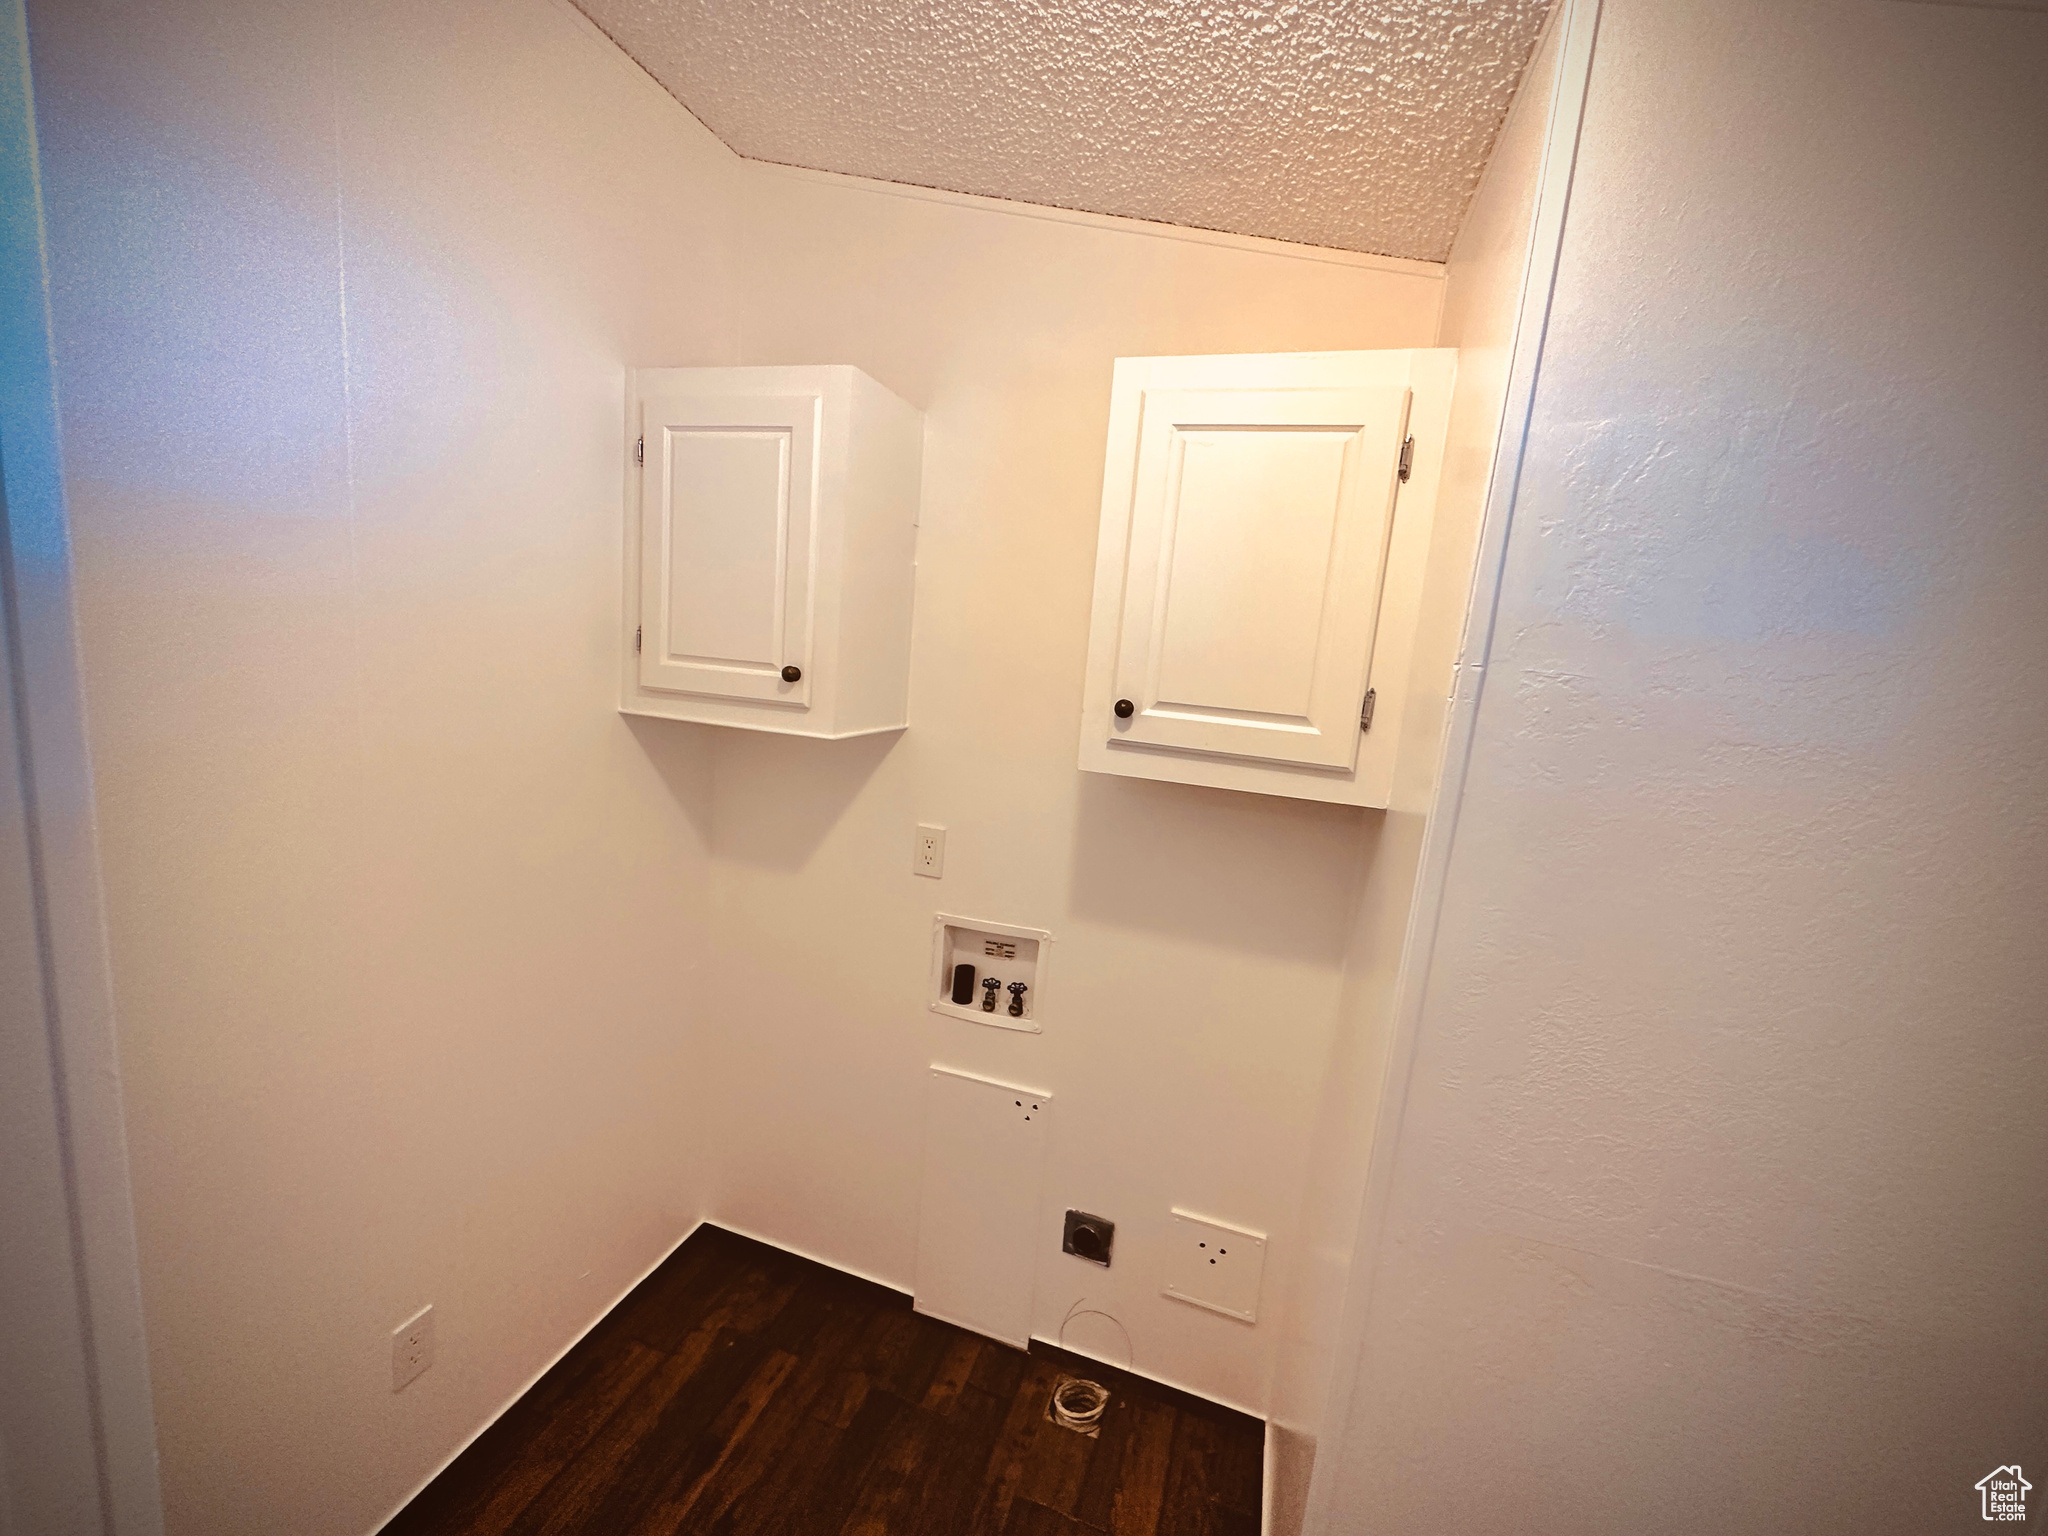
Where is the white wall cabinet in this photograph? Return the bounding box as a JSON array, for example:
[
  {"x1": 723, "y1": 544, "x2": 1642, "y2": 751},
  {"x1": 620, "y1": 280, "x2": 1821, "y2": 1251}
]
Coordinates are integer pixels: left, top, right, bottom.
[
  {"x1": 622, "y1": 365, "x2": 923, "y2": 736},
  {"x1": 1078, "y1": 349, "x2": 1456, "y2": 807}
]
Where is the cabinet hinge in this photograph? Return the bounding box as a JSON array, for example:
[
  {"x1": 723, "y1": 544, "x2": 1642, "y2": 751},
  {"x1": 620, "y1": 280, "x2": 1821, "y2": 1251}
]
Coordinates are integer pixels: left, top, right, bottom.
[
  {"x1": 1397, "y1": 436, "x2": 1414, "y2": 483},
  {"x1": 635, "y1": 624, "x2": 642, "y2": 654},
  {"x1": 635, "y1": 435, "x2": 644, "y2": 466},
  {"x1": 1360, "y1": 687, "x2": 1376, "y2": 731}
]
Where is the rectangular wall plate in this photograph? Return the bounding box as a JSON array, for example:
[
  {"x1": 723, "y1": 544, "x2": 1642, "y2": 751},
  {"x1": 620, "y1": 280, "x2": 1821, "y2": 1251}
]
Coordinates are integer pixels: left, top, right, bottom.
[
  {"x1": 930, "y1": 914, "x2": 1051, "y2": 1032},
  {"x1": 391, "y1": 1303, "x2": 435, "y2": 1391},
  {"x1": 913, "y1": 1066, "x2": 1052, "y2": 1347},
  {"x1": 1163, "y1": 1209, "x2": 1267, "y2": 1323}
]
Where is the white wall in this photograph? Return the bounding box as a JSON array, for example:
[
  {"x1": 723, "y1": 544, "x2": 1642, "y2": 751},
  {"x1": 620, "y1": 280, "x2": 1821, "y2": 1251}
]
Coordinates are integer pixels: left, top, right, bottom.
[
  {"x1": 1265, "y1": 11, "x2": 1570, "y2": 1530},
  {"x1": 1319, "y1": 0, "x2": 2048, "y2": 1529},
  {"x1": 27, "y1": 0, "x2": 1526, "y2": 1526},
  {"x1": 690, "y1": 167, "x2": 1444, "y2": 1413},
  {"x1": 30, "y1": 2, "x2": 742, "y2": 1531},
  {"x1": 35, "y1": 0, "x2": 2044, "y2": 1528}
]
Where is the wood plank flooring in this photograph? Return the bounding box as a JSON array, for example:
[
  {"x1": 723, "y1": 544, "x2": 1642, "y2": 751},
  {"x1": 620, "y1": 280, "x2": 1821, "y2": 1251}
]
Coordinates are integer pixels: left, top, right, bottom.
[{"x1": 382, "y1": 1225, "x2": 1262, "y2": 1536}]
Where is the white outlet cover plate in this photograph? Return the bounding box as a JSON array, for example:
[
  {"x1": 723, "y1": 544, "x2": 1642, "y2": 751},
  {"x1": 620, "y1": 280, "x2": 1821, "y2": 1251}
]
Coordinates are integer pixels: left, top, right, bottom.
[
  {"x1": 915, "y1": 824, "x2": 946, "y2": 878},
  {"x1": 1164, "y1": 1209, "x2": 1267, "y2": 1322},
  {"x1": 392, "y1": 1303, "x2": 435, "y2": 1391}
]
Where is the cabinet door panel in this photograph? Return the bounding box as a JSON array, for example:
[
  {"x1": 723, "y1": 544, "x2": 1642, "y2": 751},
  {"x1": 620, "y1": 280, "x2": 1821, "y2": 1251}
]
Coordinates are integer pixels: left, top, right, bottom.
[
  {"x1": 1110, "y1": 386, "x2": 1409, "y2": 769},
  {"x1": 639, "y1": 390, "x2": 817, "y2": 706},
  {"x1": 662, "y1": 427, "x2": 787, "y2": 666}
]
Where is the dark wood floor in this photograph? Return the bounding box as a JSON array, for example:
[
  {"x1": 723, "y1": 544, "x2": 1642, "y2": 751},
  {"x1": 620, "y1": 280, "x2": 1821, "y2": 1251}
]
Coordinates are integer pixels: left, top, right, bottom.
[{"x1": 383, "y1": 1224, "x2": 1263, "y2": 1536}]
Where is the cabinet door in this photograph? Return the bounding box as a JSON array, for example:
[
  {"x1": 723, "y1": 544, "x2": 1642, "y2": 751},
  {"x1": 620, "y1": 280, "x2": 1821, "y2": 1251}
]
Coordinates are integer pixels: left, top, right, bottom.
[
  {"x1": 1106, "y1": 386, "x2": 1410, "y2": 769},
  {"x1": 639, "y1": 388, "x2": 818, "y2": 707}
]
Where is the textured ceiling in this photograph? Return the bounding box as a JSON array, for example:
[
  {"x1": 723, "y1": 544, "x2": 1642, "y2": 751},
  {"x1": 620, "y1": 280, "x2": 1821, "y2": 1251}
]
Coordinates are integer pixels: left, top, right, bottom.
[{"x1": 571, "y1": 0, "x2": 1555, "y2": 263}]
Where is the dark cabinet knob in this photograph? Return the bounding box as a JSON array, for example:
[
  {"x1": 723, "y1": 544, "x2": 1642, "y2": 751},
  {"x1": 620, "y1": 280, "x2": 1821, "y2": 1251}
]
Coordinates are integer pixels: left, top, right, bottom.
[
  {"x1": 1113, "y1": 698, "x2": 1134, "y2": 719},
  {"x1": 781, "y1": 665, "x2": 802, "y2": 683}
]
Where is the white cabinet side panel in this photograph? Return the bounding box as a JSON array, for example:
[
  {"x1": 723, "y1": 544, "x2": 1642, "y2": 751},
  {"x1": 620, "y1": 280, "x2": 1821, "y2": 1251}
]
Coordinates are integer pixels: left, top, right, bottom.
[
  {"x1": 827, "y1": 372, "x2": 922, "y2": 734},
  {"x1": 913, "y1": 1066, "x2": 1051, "y2": 1348}
]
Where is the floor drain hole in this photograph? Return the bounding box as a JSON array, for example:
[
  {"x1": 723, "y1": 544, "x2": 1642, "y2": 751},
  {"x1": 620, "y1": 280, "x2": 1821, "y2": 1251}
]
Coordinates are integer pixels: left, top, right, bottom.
[{"x1": 1048, "y1": 1376, "x2": 1110, "y2": 1437}]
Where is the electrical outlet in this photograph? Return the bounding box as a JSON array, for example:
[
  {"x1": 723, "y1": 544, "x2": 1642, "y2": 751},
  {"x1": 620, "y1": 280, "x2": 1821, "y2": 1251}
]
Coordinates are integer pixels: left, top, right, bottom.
[
  {"x1": 914, "y1": 824, "x2": 946, "y2": 878},
  {"x1": 391, "y1": 1304, "x2": 434, "y2": 1392},
  {"x1": 1163, "y1": 1210, "x2": 1266, "y2": 1322},
  {"x1": 1063, "y1": 1209, "x2": 1115, "y2": 1266}
]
